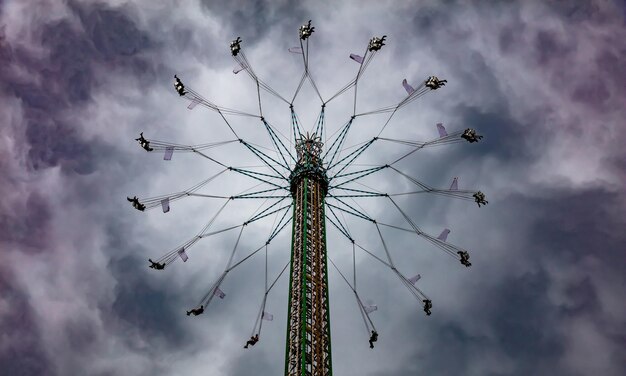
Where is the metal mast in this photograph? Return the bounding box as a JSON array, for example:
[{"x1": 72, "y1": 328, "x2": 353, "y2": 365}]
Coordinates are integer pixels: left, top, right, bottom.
[{"x1": 285, "y1": 132, "x2": 332, "y2": 376}]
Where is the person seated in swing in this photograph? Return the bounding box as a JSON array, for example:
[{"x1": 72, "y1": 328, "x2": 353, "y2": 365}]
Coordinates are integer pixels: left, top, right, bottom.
[
  {"x1": 148, "y1": 258, "x2": 165, "y2": 270},
  {"x1": 174, "y1": 74, "x2": 187, "y2": 96},
  {"x1": 457, "y1": 250, "x2": 472, "y2": 267},
  {"x1": 461, "y1": 128, "x2": 483, "y2": 143},
  {"x1": 135, "y1": 132, "x2": 153, "y2": 152},
  {"x1": 423, "y1": 299, "x2": 432, "y2": 316},
  {"x1": 186, "y1": 305, "x2": 204, "y2": 316},
  {"x1": 126, "y1": 196, "x2": 146, "y2": 211},
  {"x1": 230, "y1": 37, "x2": 242, "y2": 56},
  {"x1": 368, "y1": 330, "x2": 378, "y2": 349},
  {"x1": 299, "y1": 20, "x2": 314, "y2": 40},
  {"x1": 425, "y1": 76, "x2": 447, "y2": 90},
  {"x1": 473, "y1": 191, "x2": 488, "y2": 207},
  {"x1": 368, "y1": 35, "x2": 387, "y2": 51},
  {"x1": 244, "y1": 334, "x2": 259, "y2": 348}
]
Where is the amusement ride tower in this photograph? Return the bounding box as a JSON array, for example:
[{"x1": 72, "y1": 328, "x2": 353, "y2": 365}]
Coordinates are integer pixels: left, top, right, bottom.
[
  {"x1": 286, "y1": 133, "x2": 332, "y2": 376},
  {"x1": 129, "y1": 20, "x2": 487, "y2": 376}
]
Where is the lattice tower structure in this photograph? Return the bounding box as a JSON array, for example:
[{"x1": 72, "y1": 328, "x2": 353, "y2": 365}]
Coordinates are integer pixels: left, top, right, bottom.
[{"x1": 285, "y1": 133, "x2": 332, "y2": 376}]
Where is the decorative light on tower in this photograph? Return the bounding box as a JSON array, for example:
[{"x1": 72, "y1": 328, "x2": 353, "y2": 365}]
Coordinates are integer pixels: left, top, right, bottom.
[{"x1": 129, "y1": 19, "x2": 486, "y2": 376}]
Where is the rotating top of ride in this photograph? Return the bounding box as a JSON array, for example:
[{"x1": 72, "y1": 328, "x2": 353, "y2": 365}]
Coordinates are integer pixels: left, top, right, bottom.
[{"x1": 289, "y1": 132, "x2": 329, "y2": 196}]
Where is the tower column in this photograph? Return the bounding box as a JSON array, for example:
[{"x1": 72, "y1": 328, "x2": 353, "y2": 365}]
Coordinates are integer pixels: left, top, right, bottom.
[{"x1": 285, "y1": 134, "x2": 332, "y2": 376}]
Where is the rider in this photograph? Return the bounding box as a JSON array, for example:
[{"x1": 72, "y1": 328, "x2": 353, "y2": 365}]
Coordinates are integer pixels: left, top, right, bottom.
[
  {"x1": 458, "y1": 251, "x2": 472, "y2": 267},
  {"x1": 473, "y1": 191, "x2": 488, "y2": 207},
  {"x1": 135, "y1": 132, "x2": 153, "y2": 152},
  {"x1": 299, "y1": 20, "x2": 315, "y2": 40},
  {"x1": 425, "y1": 76, "x2": 448, "y2": 90},
  {"x1": 368, "y1": 35, "x2": 387, "y2": 51},
  {"x1": 368, "y1": 330, "x2": 378, "y2": 349},
  {"x1": 423, "y1": 299, "x2": 432, "y2": 316},
  {"x1": 148, "y1": 258, "x2": 165, "y2": 270},
  {"x1": 126, "y1": 196, "x2": 146, "y2": 211},
  {"x1": 244, "y1": 334, "x2": 259, "y2": 348},
  {"x1": 174, "y1": 75, "x2": 187, "y2": 96},
  {"x1": 461, "y1": 128, "x2": 483, "y2": 143},
  {"x1": 230, "y1": 37, "x2": 242, "y2": 56},
  {"x1": 186, "y1": 305, "x2": 205, "y2": 316}
]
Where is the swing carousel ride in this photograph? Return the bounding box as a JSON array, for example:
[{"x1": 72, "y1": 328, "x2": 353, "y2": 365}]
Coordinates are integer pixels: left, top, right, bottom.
[{"x1": 128, "y1": 20, "x2": 486, "y2": 376}]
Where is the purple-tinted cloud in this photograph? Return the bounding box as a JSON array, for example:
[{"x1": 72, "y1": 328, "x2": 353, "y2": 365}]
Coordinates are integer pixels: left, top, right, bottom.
[
  {"x1": 0, "y1": 267, "x2": 53, "y2": 376},
  {"x1": 0, "y1": 0, "x2": 624, "y2": 375}
]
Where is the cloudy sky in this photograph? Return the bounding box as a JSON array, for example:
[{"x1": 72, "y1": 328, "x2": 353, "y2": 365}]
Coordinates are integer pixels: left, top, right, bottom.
[{"x1": 1, "y1": 0, "x2": 625, "y2": 375}]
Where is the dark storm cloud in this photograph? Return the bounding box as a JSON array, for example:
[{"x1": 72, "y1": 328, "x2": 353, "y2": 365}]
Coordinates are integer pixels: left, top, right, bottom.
[
  {"x1": 545, "y1": 0, "x2": 604, "y2": 22},
  {"x1": 0, "y1": 192, "x2": 51, "y2": 251},
  {"x1": 63, "y1": 316, "x2": 98, "y2": 354},
  {"x1": 108, "y1": 254, "x2": 188, "y2": 346},
  {"x1": 378, "y1": 186, "x2": 626, "y2": 376},
  {"x1": 1, "y1": 0, "x2": 625, "y2": 375},
  {"x1": 498, "y1": 21, "x2": 527, "y2": 55},
  {"x1": 355, "y1": 1, "x2": 625, "y2": 375},
  {"x1": 571, "y1": 45, "x2": 626, "y2": 110},
  {"x1": 405, "y1": 271, "x2": 565, "y2": 376},
  {"x1": 527, "y1": 188, "x2": 626, "y2": 268},
  {"x1": 0, "y1": 0, "x2": 155, "y2": 230},
  {"x1": 391, "y1": 102, "x2": 534, "y2": 222},
  {"x1": 40, "y1": 20, "x2": 96, "y2": 104},
  {"x1": 230, "y1": 348, "x2": 275, "y2": 376},
  {"x1": 0, "y1": 267, "x2": 54, "y2": 376},
  {"x1": 200, "y1": 0, "x2": 308, "y2": 44},
  {"x1": 24, "y1": 113, "x2": 98, "y2": 173},
  {"x1": 394, "y1": 0, "x2": 624, "y2": 186},
  {"x1": 449, "y1": 105, "x2": 531, "y2": 162},
  {"x1": 411, "y1": 3, "x2": 455, "y2": 35},
  {"x1": 0, "y1": 1, "x2": 175, "y2": 374},
  {"x1": 494, "y1": 188, "x2": 626, "y2": 374},
  {"x1": 72, "y1": 3, "x2": 152, "y2": 60},
  {"x1": 485, "y1": 272, "x2": 564, "y2": 372},
  {"x1": 0, "y1": 1, "x2": 154, "y2": 174},
  {"x1": 533, "y1": 29, "x2": 573, "y2": 66}
]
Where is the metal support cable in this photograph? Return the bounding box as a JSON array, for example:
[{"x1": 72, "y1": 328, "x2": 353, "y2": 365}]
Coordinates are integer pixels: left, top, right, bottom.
[
  {"x1": 240, "y1": 141, "x2": 289, "y2": 180},
  {"x1": 290, "y1": 108, "x2": 304, "y2": 142},
  {"x1": 225, "y1": 226, "x2": 245, "y2": 269},
  {"x1": 267, "y1": 214, "x2": 292, "y2": 243},
  {"x1": 326, "y1": 205, "x2": 353, "y2": 240},
  {"x1": 262, "y1": 119, "x2": 297, "y2": 165},
  {"x1": 325, "y1": 213, "x2": 353, "y2": 241},
  {"x1": 329, "y1": 186, "x2": 386, "y2": 197},
  {"x1": 387, "y1": 197, "x2": 462, "y2": 259},
  {"x1": 291, "y1": 72, "x2": 307, "y2": 104},
  {"x1": 325, "y1": 201, "x2": 375, "y2": 224},
  {"x1": 254, "y1": 258, "x2": 290, "y2": 336},
  {"x1": 231, "y1": 187, "x2": 286, "y2": 199},
  {"x1": 330, "y1": 165, "x2": 388, "y2": 188},
  {"x1": 234, "y1": 52, "x2": 290, "y2": 104},
  {"x1": 227, "y1": 211, "x2": 291, "y2": 274},
  {"x1": 327, "y1": 137, "x2": 378, "y2": 174},
  {"x1": 331, "y1": 165, "x2": 385, "y2": 180},
  {"x1": 323, "y1": 119, "x2": 354, "y2": 168},
  {"x1": 388, "y1": 166, "x2": 476, "y2": 200},
  {"x1": 245, "y1": 196, "x2": 290, "y2": 225},
  {"x1": 229, "y1": 168, "x2": 289, "y2": 190},
  {"x1": 325, "y1": 44, "x2": 372, "y2": 105},
  {"x1": 375, "y1": 222, "x2": 395, "y2": 268},
  {"x1": 246, "y1": 204, "x2": 292, "y2": 226},
  {"x1": 134, "y1": 169, "x2": 229, "y2": 210},
  {"x1": 327, "y1": 256, "x2": 376, "y2": 333},
  {"x1": 353, "y1": 242, "x2": 392, "y2": 269},
  {"x1": 329, "y1": 195, "x2": 376, "y2": 222},
  {"x1": 268, "y1": 205, "x2": 293, "y2": 241}
]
